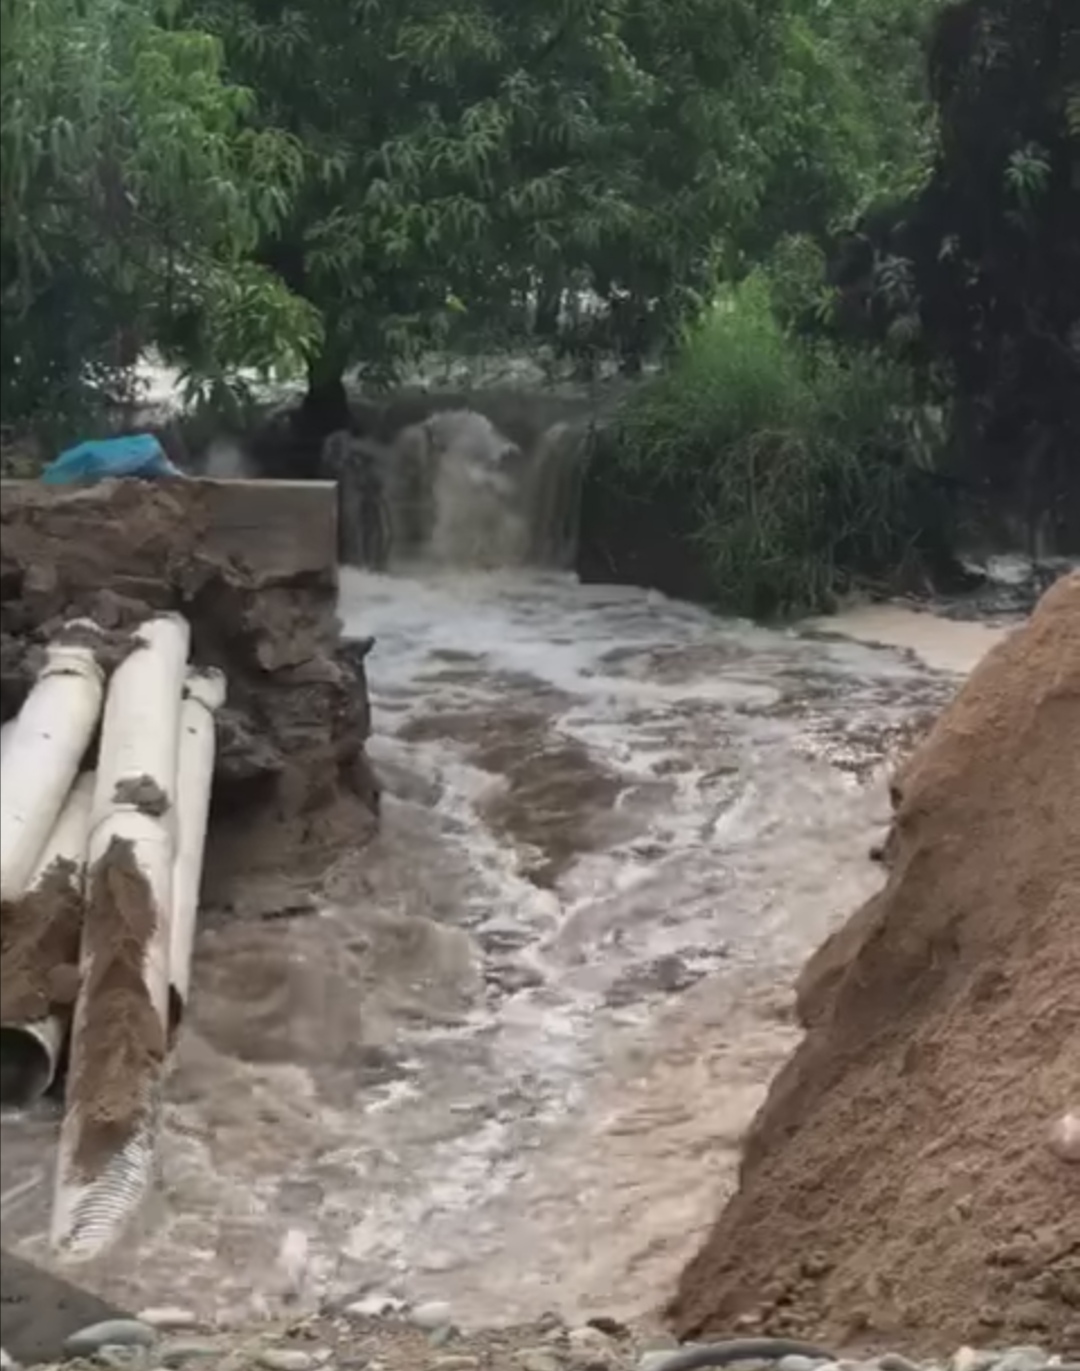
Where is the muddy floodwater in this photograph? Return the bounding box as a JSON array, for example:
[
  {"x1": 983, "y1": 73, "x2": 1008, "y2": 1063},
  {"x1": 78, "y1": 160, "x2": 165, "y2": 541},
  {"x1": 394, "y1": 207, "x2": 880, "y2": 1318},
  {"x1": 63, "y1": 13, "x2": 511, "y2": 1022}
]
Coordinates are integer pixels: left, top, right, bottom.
[{"x1": 0, "y1": 569, "x2": 1007, "y2": 1326}]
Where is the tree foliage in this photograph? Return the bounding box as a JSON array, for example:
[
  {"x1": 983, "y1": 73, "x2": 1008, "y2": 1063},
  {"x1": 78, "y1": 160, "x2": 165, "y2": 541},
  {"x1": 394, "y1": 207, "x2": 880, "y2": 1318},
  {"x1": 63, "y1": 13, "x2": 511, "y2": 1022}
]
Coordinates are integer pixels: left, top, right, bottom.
[
  {"x1": 829, "y1": 0, "x2": 1080, "y2": 544},
  {"x1": 2, "y1": 0, "x2": 953, "y2": 434},
  {"x1": 741, "y1": 0, "x2": 940, "y2": 262},
  {"x1": 0, "y1": 0, "x2": 320, "y2": 432},
  {"x1": 187, "y1": 0, "x2": 799, "y2": 391}
]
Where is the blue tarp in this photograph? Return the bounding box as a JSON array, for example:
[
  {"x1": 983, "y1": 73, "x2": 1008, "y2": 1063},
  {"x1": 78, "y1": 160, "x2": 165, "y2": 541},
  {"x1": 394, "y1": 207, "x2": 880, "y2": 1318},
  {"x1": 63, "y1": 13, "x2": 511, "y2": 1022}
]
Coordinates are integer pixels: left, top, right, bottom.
[{"x1": 40, "y1": 433, "x2": 183, "y2": 485}]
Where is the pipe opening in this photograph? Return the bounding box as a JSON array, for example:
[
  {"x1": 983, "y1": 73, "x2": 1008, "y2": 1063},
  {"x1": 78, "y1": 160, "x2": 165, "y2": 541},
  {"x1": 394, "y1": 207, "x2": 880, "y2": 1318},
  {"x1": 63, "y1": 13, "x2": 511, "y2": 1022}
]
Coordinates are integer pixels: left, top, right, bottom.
[
  {"x1": 167, "y1": 984, "x2": 185, "y2": 1044},
  {"x1": 0, "y1": 1024, "x2": 56, "y2": 1110}
]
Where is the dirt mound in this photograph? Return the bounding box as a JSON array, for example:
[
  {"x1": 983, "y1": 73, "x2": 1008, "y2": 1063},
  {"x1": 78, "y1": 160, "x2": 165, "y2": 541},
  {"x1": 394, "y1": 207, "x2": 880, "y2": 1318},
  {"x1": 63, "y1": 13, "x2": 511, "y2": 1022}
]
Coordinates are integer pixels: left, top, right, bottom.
[
  {"x1": 669, "y1": 573, "x2": 1080, "y2": 1356},
  {"x1": 0, "y1": 479, "x2": 378, "y2": 915}
]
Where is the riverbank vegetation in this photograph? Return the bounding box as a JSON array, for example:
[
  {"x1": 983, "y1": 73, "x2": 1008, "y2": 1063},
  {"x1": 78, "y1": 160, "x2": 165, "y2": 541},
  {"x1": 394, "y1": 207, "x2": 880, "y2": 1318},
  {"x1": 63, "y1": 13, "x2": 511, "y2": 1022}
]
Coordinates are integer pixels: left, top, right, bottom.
[
  {"x1": 587, "y1": 273, "x2": 947, "y2": 617},
  {"x1": 2, "y1": 0, "x2": 1075, "y2": 613}
]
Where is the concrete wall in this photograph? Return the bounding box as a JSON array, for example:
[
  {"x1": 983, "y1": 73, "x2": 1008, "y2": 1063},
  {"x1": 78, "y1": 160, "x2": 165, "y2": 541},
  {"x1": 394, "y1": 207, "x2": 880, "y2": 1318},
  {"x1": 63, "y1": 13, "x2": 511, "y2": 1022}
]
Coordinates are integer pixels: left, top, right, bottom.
[{"x1": 0, "y1": 478, "x2": 338, "y2": 585}]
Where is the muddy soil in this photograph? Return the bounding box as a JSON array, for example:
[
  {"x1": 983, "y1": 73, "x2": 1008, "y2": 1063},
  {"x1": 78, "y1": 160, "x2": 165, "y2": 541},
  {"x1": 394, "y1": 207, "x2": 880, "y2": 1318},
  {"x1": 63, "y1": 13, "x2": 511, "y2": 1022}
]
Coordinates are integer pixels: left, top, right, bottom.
[{"x1": 669, "y1": 574, "x2": 1080, "y2": 1354}]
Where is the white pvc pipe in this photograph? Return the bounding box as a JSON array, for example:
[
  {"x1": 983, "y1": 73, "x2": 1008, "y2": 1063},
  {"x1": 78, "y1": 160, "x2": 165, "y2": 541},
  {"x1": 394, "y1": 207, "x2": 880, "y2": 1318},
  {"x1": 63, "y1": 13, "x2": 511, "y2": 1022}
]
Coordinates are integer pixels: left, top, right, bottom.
[
  {"x1": 169, "y1": 667, "x2": 226, "y2": 1020},
  {"x1": 0, "y1": 773, "x2": 95, "y2": 1108},
  {"x1": 90, "y1": 613, "x2": 191, "y2": 841},
  {"x1": 0, "y1": 634, "x2": 105, "y2": 901},
  {"x1": 52, "y1": 613, "x2": 190, "y2": 1261}
]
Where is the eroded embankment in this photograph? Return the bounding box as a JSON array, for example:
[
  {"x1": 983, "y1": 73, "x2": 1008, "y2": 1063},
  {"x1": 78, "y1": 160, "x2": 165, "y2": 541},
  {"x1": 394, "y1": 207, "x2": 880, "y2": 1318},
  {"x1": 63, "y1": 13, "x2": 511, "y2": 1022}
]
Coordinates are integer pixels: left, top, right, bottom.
[
  {"x1": 670, "y1": 574, "x2": 1080, "y2": 1355},
  {"x1": 0, "y1": 478, "x2": 378, "y2": 973}
]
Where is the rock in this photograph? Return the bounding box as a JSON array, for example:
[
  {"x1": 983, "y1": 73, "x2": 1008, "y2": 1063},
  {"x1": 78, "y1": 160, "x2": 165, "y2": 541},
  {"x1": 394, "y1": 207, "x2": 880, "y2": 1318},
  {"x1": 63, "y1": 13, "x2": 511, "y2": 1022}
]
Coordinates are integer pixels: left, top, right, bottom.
[
  {"x1": 638, "y1": 1353, "x2": 680, "y2": 1371},
  {"x1": 0, "y1": 1351, "x2": 19, "y2": 1371},
  {"x1": 256, "y1": 1351, "x2": 320, "y2": 1371},
  {"x1": 879, "y1": 1358, "x2": 924, "y2": 1371},
  {"x1": 432, "y1": 1359, "x2": 481, "y2": 1371},
  {"x1": 513, "y1": 1349, "x2": 564, "y2": 1371},
  {"x1": 536, "y1": 1313, "x2": 566, "y2": 1337},
  {"x1": 585, "y1": 1320, "x2": 630, "y2": 1341},
  {"x1": 409, "y1": 1302, "x2": 453, "y2": 1332},
  {"x1": 136, "y1": 1312, "x2": 200, "y2": 1334},
  {"x1": 953, "y1": 1349, "x2": 1003, "y2": 1371},
  {"x1": 64, "y1": 1322, "x2": 159, "y2": 1358},
  {"x1": 91, "y1": 1348, "x2": 152, "y2": 1370},
  {"x1": 993, "y1": 1350, "x2": 1051, "y2": 1371},
  {"x1": 636, "y1": 1336, "x2": 678, "y2": 1355},
  {"x1": 778, "y1": 1358, "x2": 819, "y2": 1371},
  {"x1": 158, "y1": 1340, "x2": 223, "y2": 1368},
  {"x1": 342, "y1": 1296, "x2": 406, "y2": 1320},
  {"x1": 567, "y1": 1327, "x2": 619, "y2": 1368},
  {"x1": 428, "y1": 1326, "x2": 459, "y2": 1349}
]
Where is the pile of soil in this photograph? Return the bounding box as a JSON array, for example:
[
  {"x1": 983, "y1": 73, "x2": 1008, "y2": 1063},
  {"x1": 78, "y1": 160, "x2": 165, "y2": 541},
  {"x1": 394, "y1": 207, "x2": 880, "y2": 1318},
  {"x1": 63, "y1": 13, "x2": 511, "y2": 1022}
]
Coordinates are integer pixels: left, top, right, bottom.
[
  {"x1": 669, "y1": 573, "x2": 1080, "y2": 1355},
  {"x1": 0, "y1": 479, "x2": 378, "y2": 916}
]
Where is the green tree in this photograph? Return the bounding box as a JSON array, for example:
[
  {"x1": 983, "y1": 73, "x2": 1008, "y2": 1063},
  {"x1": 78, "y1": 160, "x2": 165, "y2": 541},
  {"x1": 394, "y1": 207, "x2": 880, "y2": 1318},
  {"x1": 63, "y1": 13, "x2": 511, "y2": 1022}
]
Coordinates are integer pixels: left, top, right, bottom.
[
  {"x1": 187, "y1": 0, "x2": 795, "y2": 414},
  {"x1": 739, "y1": 0, "x2": 941, "y2": 263},
  {"x1": 829, "y1": 0, "x2": 1080, "y2": 547},
  {"x1": 0, "y1": 0, "x2": 320, "y2": 434}
]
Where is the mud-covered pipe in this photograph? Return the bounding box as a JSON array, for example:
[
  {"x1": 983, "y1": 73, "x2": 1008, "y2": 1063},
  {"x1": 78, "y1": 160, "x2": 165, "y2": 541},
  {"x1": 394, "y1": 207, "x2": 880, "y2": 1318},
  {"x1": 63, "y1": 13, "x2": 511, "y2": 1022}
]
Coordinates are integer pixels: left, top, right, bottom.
[
  {"x1": 0, "y1": 634, "x2": 104, "y2": 900},
  {"x1": 51, "y1": 614, "x2": 190, "y2": 1262},
  {"x1": 0, "y1": 773, "x2": 95, "y2": 1109},
  {"x1": 169, "y1": 667, "x2": 226, "y2": 1024}
]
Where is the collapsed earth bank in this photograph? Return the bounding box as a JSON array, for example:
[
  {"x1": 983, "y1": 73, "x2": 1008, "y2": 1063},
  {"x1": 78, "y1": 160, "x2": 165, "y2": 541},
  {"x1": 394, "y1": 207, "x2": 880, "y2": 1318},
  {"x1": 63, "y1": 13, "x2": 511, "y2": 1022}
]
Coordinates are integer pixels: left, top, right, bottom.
[
  {"x1": 670, "y1": 573, "x2": 1080, "y2": 1355},
  {"x1": 0, "y1": 478, "x2": 379, "y2": 922}
]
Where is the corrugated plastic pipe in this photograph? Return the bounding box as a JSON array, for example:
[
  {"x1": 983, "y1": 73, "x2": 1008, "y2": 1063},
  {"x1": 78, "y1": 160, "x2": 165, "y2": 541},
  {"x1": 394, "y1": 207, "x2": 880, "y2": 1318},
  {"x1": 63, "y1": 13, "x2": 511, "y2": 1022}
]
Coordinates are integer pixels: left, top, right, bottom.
[
  {"x1": 0, "y1": 773, "x2": 95, "y2": 1109},
  {"x1": 168, "y1": 667, "x2": 226, "y2": 1025},
  {"x1": 51, "y1": 613, "x2": 190, "y2": 1262},
  {"x1": 0, "y1": 632, "x2": 104, "y2": 900}
]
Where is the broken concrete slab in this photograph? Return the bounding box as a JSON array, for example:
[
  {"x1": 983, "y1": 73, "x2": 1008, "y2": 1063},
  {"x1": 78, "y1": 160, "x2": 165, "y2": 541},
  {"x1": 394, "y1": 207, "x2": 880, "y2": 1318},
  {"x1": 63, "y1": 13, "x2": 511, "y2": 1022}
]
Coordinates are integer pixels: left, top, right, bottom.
[{"x1": 1, "y1": 1248, "x2": 129, "y2": 1365}]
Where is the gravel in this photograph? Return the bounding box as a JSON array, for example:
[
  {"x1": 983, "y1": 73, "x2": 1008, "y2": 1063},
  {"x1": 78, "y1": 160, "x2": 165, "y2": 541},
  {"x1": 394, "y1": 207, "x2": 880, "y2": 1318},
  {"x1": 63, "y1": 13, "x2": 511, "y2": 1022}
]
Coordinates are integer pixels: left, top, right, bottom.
[{"x1": 5, "y1": 1305, "x2": 1076, "y2": 1371}]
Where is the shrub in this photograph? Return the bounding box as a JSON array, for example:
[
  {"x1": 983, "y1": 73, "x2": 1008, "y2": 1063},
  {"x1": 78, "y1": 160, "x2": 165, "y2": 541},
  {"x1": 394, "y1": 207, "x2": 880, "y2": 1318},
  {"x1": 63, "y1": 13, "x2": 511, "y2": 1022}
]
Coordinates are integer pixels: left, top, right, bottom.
[{"x1": 609, "y1": 273, "x2": 945, "y2": 617}]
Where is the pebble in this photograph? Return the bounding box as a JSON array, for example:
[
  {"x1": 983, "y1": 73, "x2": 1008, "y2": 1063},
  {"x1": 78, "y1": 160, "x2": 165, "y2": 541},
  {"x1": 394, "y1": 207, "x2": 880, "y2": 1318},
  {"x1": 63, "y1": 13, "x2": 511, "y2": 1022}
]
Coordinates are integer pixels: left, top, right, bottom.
[
  {"x1": 567, "y1": 1327, "x2": 619, "y2": 1368},
  {"x1": 64, "y1": 1321, "x2": 160, "y2": 1358},
  {"x1": 157, "y1": 1340, "x2": 222, "y2": 1368},
  {"x1": 409, "y1": 1302, "x2": 453, "y2": 1333},
  {"x1": 256, "y1": 1350, "x2": 321, "y2": 1371},
  {"x1": 993, "y1": 1350, "x2": 1055, "y2": 1371},
  {"x1": 91, "y1": 1349, "x2": 152, "y2": 1371},
  {"x1": 0, "y1": 1349, "x2": 17, "y2": 1371},
  {"x1": 432, "y1": 1359, "x2": 481, "y2": 1371},
  {"x1": 586, "y1": 1320, "x2": 631, "y2": 1341},
  {"x1": 343, "y1": 1295, "x2": 406, "y2": 1320},
  {"x1": 638, "y1": 1353, "x2": 679, "y2": 1371},
  {"x1": 428, "y1": 1326, "x2": 459, "y2": 1349},
  {"x1": 1048, "y1": 1109, "x2": 1080, "y2": 1163},
  {"x1": 136, "y1": 1310, "x2": 200, "y2": 1333},
  {"x1": 880, "y1": 1357, "x2": 924, "y2": 1371},
  {"x1": 513, "y1": 1349, "x2": 564, "y2": 1371},
  {"x1": 637, "y1": 1336, "x2": 678, "y2": 1355},
  {"x1": 779, "y1": 1358, "x2": 819, "y2": 1371},
  {"x1": 952, "y1": 1351, "x2": 999, "y2": 1371}
]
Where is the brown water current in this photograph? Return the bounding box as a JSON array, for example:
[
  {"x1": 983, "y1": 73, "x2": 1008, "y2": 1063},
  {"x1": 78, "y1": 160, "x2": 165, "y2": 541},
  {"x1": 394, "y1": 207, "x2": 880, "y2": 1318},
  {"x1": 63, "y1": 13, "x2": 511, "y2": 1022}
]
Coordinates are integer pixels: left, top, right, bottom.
[{"x1": 0, "y1": 568, "x2": 1008, "y2": 1327}]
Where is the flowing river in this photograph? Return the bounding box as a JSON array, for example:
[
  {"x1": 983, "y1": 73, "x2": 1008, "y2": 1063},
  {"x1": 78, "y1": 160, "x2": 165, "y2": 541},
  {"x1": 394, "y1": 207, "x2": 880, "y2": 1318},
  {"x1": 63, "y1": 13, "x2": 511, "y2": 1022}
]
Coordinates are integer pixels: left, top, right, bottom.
[{"x1": 2, "y1": 558, "x2": 1008, "y2": 1327}]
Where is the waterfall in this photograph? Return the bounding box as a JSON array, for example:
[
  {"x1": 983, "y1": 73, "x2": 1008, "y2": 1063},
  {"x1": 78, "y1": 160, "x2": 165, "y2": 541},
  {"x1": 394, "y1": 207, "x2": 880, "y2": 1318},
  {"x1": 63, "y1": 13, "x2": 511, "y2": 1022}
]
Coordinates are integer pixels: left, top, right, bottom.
[{"x1": 328, "y1": 408, "x2": 594, "y2": 573}]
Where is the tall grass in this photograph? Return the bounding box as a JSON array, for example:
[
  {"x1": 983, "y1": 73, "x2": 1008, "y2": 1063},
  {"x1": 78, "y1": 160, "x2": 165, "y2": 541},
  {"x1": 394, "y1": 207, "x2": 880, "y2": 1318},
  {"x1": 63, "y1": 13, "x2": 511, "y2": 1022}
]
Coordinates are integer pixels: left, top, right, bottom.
[{"x1": 611, "y1": 273, "x2": 942, "y2": 617}]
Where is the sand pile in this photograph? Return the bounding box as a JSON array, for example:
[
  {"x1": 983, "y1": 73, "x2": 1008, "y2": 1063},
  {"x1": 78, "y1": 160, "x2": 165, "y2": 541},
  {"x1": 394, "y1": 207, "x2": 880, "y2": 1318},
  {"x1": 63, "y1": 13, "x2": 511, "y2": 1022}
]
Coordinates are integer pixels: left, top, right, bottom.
[
  {"x1": 0, "y1": 479, "x2": 378, "y2": 915},
  {"x1": 669, "y1": 573, "x2": 1080, "y2": 1356}
]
